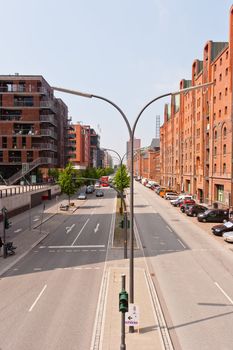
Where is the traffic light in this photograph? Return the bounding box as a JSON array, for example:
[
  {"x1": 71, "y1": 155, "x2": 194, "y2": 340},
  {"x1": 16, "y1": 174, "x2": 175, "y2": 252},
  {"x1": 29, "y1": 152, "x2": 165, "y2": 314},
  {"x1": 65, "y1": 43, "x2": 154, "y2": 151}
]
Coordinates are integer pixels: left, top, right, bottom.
[
  {"x1": 4, "y1": 212, "x2": 11, "y2": 229},
  {"x1": 119, "y1": 290, "x2": 128, "y2": 313}
]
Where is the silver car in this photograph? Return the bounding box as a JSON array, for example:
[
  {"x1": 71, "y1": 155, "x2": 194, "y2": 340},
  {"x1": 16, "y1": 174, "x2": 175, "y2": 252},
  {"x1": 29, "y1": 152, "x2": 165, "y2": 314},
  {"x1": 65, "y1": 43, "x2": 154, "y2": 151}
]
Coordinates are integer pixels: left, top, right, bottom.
[
  {"x1": 78, "y1": 192, "x2": 87, "y2": 200},
  {"x1": 164, "y1": 192, "x2": 179, "y2": 200},
  {"x1": 223, "y1": 231, "x2": 233, "y2": 242}
]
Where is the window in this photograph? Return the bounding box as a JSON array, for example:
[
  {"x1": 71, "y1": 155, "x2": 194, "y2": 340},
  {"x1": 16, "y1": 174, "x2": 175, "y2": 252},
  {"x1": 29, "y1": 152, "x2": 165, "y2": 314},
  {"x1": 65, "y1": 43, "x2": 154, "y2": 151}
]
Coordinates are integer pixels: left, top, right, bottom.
[
  {"x1": 214, "y1": 79, "x2": 216, "y2": 86},
  {"x1": 2, "y1": 137, "x2": 7, "y2": 148},
  {"x1": 219, "y1": 74, "x2": 222, "y2": 81},
  {"x1": 213, "y1": 113, "x2": 216, "y2": 120},
  {"x1": 213, "y1": 96, "x2": 216, "y2": 104},
  {"x1": 225, "y1": 87, "x2": 228, "y2": 96},
  {"x1": 219, "y1": 92, "x2": 222, "y2": 100},
  {"x1": 196, "y1": 128, "x2": 200, "y2": 137},
  {"x1": 219, "y1": 109, "x2": 221, "y2": 118},
  {"x1": 223, "y1": 163, "x2": 226, "y2": 173},
  {"x1": 214, "y1": 130, "x2": 217, "y2": 139},
  {"x1": 223, "y1": 126, "x2": 227, "y2": 137},
  {"x1": 220, "y1": 58, "x2": 222, "y2": 66},
  {"x1": 226, "y1": 51, "x2": 229, "y2": 59},
  {"x1": 214, "y1": 163, "x2": 217, "y2": 173},
  {"x1": 214, "y1": 64, "x2": 217, "y2": 72},
  {"x1": 225, "y1": 106, "x2": 228, "y2": 115},
  {"x1": 214, "y1": 146, "x2": 217, "y2": 157},
  {"x1": 226, "y1": 67, "x2": 229, "y2": 76},
  {"x1": 223, "y1": 144, "x2": 226, "y2": 155},
  {"x1": 216, "y1": 184, "x2": 224, "y2": 202}
]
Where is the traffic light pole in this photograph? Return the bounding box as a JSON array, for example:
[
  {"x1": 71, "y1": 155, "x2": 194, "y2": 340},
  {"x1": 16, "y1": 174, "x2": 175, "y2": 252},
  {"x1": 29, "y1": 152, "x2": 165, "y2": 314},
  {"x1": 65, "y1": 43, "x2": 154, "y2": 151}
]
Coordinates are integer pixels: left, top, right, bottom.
[
  {"x1": 120, "y1": 274, "x2": 126, "y2": 350},
  {"x1": 2, "y1": 207, "x2": 7, "y2": 258}
]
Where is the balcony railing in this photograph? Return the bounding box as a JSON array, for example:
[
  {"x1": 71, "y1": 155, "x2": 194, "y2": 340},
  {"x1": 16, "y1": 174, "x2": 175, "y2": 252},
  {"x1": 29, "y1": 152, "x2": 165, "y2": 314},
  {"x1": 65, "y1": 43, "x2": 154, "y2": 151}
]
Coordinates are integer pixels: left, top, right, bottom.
[
  {"x1": 40, "y1": 129, "x2": 57, "y2": 139},
  {"x1": 40, "y1": 114, "x2": 58, "y2": 127},
  {"x1": 0, "y1": 85, "x2": 47, "y2": 93}
]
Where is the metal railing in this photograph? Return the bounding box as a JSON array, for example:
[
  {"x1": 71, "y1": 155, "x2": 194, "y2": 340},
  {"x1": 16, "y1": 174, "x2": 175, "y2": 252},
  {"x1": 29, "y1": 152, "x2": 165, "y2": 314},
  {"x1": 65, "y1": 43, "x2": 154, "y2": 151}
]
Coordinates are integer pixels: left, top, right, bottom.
[
  {"x1": 40, "y1": 129, "x2": 57, "y2": 139},
  {"x1": 0, "y1": 184, "x2": 51, "y2": 198},
  {"x1": 6, "y1": 157, "x2": 57, "y2": 185},
  {"x1": 40, "y1": 114, "x2": 58, "y2": 126},
  {"x1": 0, "y1": 85, "x2": 47, "y2": 93}
]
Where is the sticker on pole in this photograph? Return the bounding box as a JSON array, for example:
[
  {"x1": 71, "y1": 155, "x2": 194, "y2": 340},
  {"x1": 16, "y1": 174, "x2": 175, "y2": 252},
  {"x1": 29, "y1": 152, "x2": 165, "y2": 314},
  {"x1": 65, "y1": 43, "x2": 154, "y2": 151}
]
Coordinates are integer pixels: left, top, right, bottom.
[{"x1": 125, "y1": 303, "x2": 139, "y2": 327}]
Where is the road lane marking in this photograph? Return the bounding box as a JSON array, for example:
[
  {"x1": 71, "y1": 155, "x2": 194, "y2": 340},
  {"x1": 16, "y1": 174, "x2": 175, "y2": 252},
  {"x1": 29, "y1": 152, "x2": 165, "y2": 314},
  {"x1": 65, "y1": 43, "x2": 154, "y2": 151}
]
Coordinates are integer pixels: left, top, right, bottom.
[
  {"x1": 66, "y1": 224, "x2": 75, "y2": 234},
  {"x1": 215, "y1": 282, "x2": 233, "y2": 304},
  {"x1": 166, "y1": 225, "x2": 172, "y2": 232},
  {"x1": 71, "y1": 218, "x2": 90, "y2": 245},
  {"x1": 14, "y1": 228, "x2": 22, "y2": 233},
  {"x1": 94, "y1": 223, "x2": 100, "y2": 233},
  {"x1": 177, "y1": 239, "x2": 186, "y2": 249},
  {"x1": 47, "y1": 245, "x2": 105, "y2": 248},
  {"x1": 29, "y1": 284, "x2": 47, "y2": 312}
]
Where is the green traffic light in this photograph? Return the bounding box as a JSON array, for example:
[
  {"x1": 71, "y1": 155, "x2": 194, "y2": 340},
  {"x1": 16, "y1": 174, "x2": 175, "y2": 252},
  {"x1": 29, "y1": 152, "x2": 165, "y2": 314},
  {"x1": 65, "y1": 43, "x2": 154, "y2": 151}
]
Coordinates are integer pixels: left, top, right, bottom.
[{"x1": 119, "y1": 290, "x2": 128, "y2": 313}]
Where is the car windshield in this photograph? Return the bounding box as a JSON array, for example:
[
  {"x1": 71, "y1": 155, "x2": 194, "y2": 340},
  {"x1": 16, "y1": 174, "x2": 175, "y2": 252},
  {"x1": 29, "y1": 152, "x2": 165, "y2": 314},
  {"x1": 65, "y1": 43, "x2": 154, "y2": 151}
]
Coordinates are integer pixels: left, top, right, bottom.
[{"x1": 224, "y1": 221, "x2": 233, "y2": 228}]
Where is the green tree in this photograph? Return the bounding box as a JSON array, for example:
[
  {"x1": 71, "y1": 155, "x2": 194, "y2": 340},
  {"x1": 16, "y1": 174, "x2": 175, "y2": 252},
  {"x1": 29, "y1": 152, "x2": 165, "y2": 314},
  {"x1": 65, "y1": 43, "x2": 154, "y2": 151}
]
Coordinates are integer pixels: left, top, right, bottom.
[
  {"x1": 58, "y1": 163, "x2": 80, "y2": 204},
  {"x1": 48, "y1": 168, "x2": 60, "y2": 181},
  {"x1": 113, "y1": 165, "x2": 130, "y2": 193}
]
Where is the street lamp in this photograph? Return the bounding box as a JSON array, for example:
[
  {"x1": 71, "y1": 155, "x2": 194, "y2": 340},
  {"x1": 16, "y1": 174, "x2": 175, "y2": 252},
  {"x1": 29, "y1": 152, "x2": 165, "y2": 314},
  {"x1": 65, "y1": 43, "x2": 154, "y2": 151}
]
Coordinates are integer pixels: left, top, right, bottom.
[{"x1": 53, "y1": 81, "x2": 213, "y2": 332}]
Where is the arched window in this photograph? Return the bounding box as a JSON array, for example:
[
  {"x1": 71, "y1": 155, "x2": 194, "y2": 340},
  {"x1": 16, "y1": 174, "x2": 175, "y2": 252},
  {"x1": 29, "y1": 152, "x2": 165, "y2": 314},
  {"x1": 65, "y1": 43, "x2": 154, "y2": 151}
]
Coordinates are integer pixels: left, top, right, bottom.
[
  {"x1": 214, "y1": 163, "x2": 217, "y2": 173},
  {"x1": 214, "y1": 146, "x2": 217, "y2": 157},
  {"x1": 214, "y1": 130, "x2": 217, "y2": 140}
]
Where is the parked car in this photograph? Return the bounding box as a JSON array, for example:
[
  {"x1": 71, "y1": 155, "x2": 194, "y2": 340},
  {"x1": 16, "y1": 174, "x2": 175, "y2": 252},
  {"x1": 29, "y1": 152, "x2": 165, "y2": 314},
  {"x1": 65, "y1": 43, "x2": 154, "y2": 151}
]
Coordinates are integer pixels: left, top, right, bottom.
[
  {"x1": 186, "y1": 204, "x2": 208, "y2": 217},
  {"x1": 96, "y1": 190, "x2": 104, "y2": 197},
  {"x1": 197, "y1": 209, "x2": 229, "y2": 223},
  {"x1": 86, "y1": 185, "x2": 94, "y2": 194},
  {"x1": 78, "y1": 192, "x2": 87, "y2": 200},
  {"x1": 223, "y1": 231, "x2": 233, "y2": 242},
  {"x1": 156, "y1": 187, "x2": 166, "y2": 195},
  {"x1": 171, "y1": 195, "x2": 193, "y2": 207},
  {"x1": 180, "y1": 201, "x2": 195, "y2": 213},
  {"x1": 164, "y1": 192, "x2": 179, "y2": 200},
  {"x1": 159, "y1": 188, "x2": 173, "y2": 198},
  {"x1": 60, "y1": 204, "x2": 69, "y2": 211},
  {"x1": 95, "y1": 182, "x2": 101, "y2": 188},
  {"x1": 211, "y1": 221, "x2": 233, "y2": 236}
]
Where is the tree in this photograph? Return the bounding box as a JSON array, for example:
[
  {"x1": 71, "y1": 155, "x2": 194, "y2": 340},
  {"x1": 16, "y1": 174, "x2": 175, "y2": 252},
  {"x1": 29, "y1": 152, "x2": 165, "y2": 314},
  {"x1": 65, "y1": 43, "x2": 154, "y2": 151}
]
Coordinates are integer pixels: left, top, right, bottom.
[
  {"x1": 113, "y1": 165, "x2": 130, "y2": 213},
  {"x1": 58, "y1": 163, "x2": 80, "y2": 204},
  {"x1": 48, "y1": 168, "x2": 60, "y2": 182},
  {"x1": 113, "y1": 165, "x2": 130, "y2": 193}
]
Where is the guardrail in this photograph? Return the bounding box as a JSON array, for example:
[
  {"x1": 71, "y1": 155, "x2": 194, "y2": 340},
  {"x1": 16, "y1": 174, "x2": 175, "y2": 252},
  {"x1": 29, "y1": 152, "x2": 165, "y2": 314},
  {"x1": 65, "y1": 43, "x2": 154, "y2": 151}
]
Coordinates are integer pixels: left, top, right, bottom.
[{"x1": 0, "y1": 184, "x2": 52, "y2": 198}]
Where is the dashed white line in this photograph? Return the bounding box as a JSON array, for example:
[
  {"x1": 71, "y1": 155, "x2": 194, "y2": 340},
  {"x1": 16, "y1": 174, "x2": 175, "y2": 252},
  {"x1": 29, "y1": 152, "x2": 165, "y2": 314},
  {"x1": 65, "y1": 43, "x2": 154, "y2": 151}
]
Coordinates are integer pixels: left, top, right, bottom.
[
  {"x1": 177, "y1": 239, "x2": 186, "y2": 249},
  {"x1": 215, "y1": 282, "x2": 233, "y2": 304},
  {"x1": 14, "y1": 228, "x2": 22, "y2": 233},
  {"x1": 29, "y1": 284, "x2": 47, "y2": 312}
]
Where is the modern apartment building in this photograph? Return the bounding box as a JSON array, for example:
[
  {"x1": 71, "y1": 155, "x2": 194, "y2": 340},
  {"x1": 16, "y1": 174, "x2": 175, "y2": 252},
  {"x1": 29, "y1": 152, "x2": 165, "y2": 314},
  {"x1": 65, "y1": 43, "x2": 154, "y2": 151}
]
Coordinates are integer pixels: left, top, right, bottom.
[
  {"x1": 0, "y1": 74, "x2": 69, "y2": 184},
  {"x1": 68, "y1": 123, "x2": 100, "y2": 169},
  {"x1": 160, "y1": 6, "x2": 233, "y2": 208}
]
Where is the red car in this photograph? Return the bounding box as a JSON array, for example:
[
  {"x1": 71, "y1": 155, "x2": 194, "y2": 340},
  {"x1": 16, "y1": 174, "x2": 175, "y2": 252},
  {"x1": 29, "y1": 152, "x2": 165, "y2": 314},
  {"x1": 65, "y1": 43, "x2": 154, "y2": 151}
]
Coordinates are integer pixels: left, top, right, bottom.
[{"x1": 179, "y1": 199, "x2": 196, "y2": 211}]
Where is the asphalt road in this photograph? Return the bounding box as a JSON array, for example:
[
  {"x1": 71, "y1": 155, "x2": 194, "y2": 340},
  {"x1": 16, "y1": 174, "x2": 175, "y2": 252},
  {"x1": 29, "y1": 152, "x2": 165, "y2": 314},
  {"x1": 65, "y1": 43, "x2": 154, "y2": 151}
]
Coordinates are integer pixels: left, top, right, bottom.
[
  {"x1": 134, "y1": 181, "x2": 233, "y2": 350},
  {"x1": 0, "y1": 188, "x2": 115, "y2": 350}
]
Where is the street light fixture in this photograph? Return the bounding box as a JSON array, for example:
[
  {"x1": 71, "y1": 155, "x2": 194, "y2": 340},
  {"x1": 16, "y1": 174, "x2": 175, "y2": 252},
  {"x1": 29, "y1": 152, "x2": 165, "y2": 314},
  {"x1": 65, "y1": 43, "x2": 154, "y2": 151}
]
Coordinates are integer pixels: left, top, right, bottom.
[{"x1": 53, "y1": 81, "x2": 213, "y2": 332}]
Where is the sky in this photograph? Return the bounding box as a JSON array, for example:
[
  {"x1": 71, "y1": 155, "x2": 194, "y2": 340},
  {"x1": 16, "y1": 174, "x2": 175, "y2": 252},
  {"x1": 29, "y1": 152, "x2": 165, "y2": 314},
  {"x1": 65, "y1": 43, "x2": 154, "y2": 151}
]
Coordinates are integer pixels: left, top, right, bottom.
[{"x1": 1, "y1": 0, "x2": 233, "y2": 160}]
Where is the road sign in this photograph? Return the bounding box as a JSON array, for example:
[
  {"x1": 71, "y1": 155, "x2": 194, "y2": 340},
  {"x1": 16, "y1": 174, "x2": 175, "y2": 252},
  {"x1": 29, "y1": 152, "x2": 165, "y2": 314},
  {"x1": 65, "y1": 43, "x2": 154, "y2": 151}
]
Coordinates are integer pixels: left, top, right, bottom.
[{"x1": 125, "y1": 303, "x2": 139, "y2": 328}]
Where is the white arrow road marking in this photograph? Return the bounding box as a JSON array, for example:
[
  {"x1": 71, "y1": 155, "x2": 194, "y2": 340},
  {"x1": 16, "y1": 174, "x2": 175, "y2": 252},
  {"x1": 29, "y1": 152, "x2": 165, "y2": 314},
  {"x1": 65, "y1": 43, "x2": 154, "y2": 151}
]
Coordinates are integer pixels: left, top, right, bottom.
[
  {"x1": 14, "y1": 228, "x2": 22, "y2": 233},
  {"x1": 33, "y1": 218, "x2": 39, "y2": 222},
  {"x1": 29, "y1": 284, "x2": 47, "y2": 312},
  {"x1": 94, "y1": 223, "x2": 100, "y2": 233},
  {"x1": 66, "y1": 224, "x2": 75, "y2": 234}
]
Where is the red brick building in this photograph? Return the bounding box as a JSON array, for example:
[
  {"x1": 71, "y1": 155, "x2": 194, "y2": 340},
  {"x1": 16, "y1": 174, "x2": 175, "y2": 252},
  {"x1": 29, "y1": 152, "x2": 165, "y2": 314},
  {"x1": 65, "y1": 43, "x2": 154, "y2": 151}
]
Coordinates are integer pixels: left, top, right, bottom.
[
  {"x1": 0, "y1": 75, "x2": 69, "y2": 184},
  {"x1": 133, "y1": 138, "x2": 160, "y2": 183},
  {"x1": 160, "y1": 6, "x2": 233, "y2": 208}
]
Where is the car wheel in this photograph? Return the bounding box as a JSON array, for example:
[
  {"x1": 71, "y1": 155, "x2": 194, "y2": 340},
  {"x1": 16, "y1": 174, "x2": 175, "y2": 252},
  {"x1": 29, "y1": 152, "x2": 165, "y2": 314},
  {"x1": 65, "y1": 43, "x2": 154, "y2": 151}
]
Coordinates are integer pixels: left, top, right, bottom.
[
  {"x1": 202, "y1": 218, "x2": 206, "y2": 222},
  {"x1": 193, "y1": 213, "x2": 197, "y2": 217}
]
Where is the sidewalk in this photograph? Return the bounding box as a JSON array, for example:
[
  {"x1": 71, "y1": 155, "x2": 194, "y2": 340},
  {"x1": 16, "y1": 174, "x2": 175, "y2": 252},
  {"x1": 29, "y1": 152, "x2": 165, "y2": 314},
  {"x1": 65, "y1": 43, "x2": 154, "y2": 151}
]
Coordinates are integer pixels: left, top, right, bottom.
[{"x1": 100, "y1": 258, "x2": 166, "y2": 350}]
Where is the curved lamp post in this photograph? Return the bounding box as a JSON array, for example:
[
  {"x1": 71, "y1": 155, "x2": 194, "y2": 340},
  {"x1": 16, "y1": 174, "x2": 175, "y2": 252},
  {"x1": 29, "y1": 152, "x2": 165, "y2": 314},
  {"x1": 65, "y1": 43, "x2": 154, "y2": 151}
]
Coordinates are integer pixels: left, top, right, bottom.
[{"x1": 53, "y1": 81, "x2": 213, "y2": 332}]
